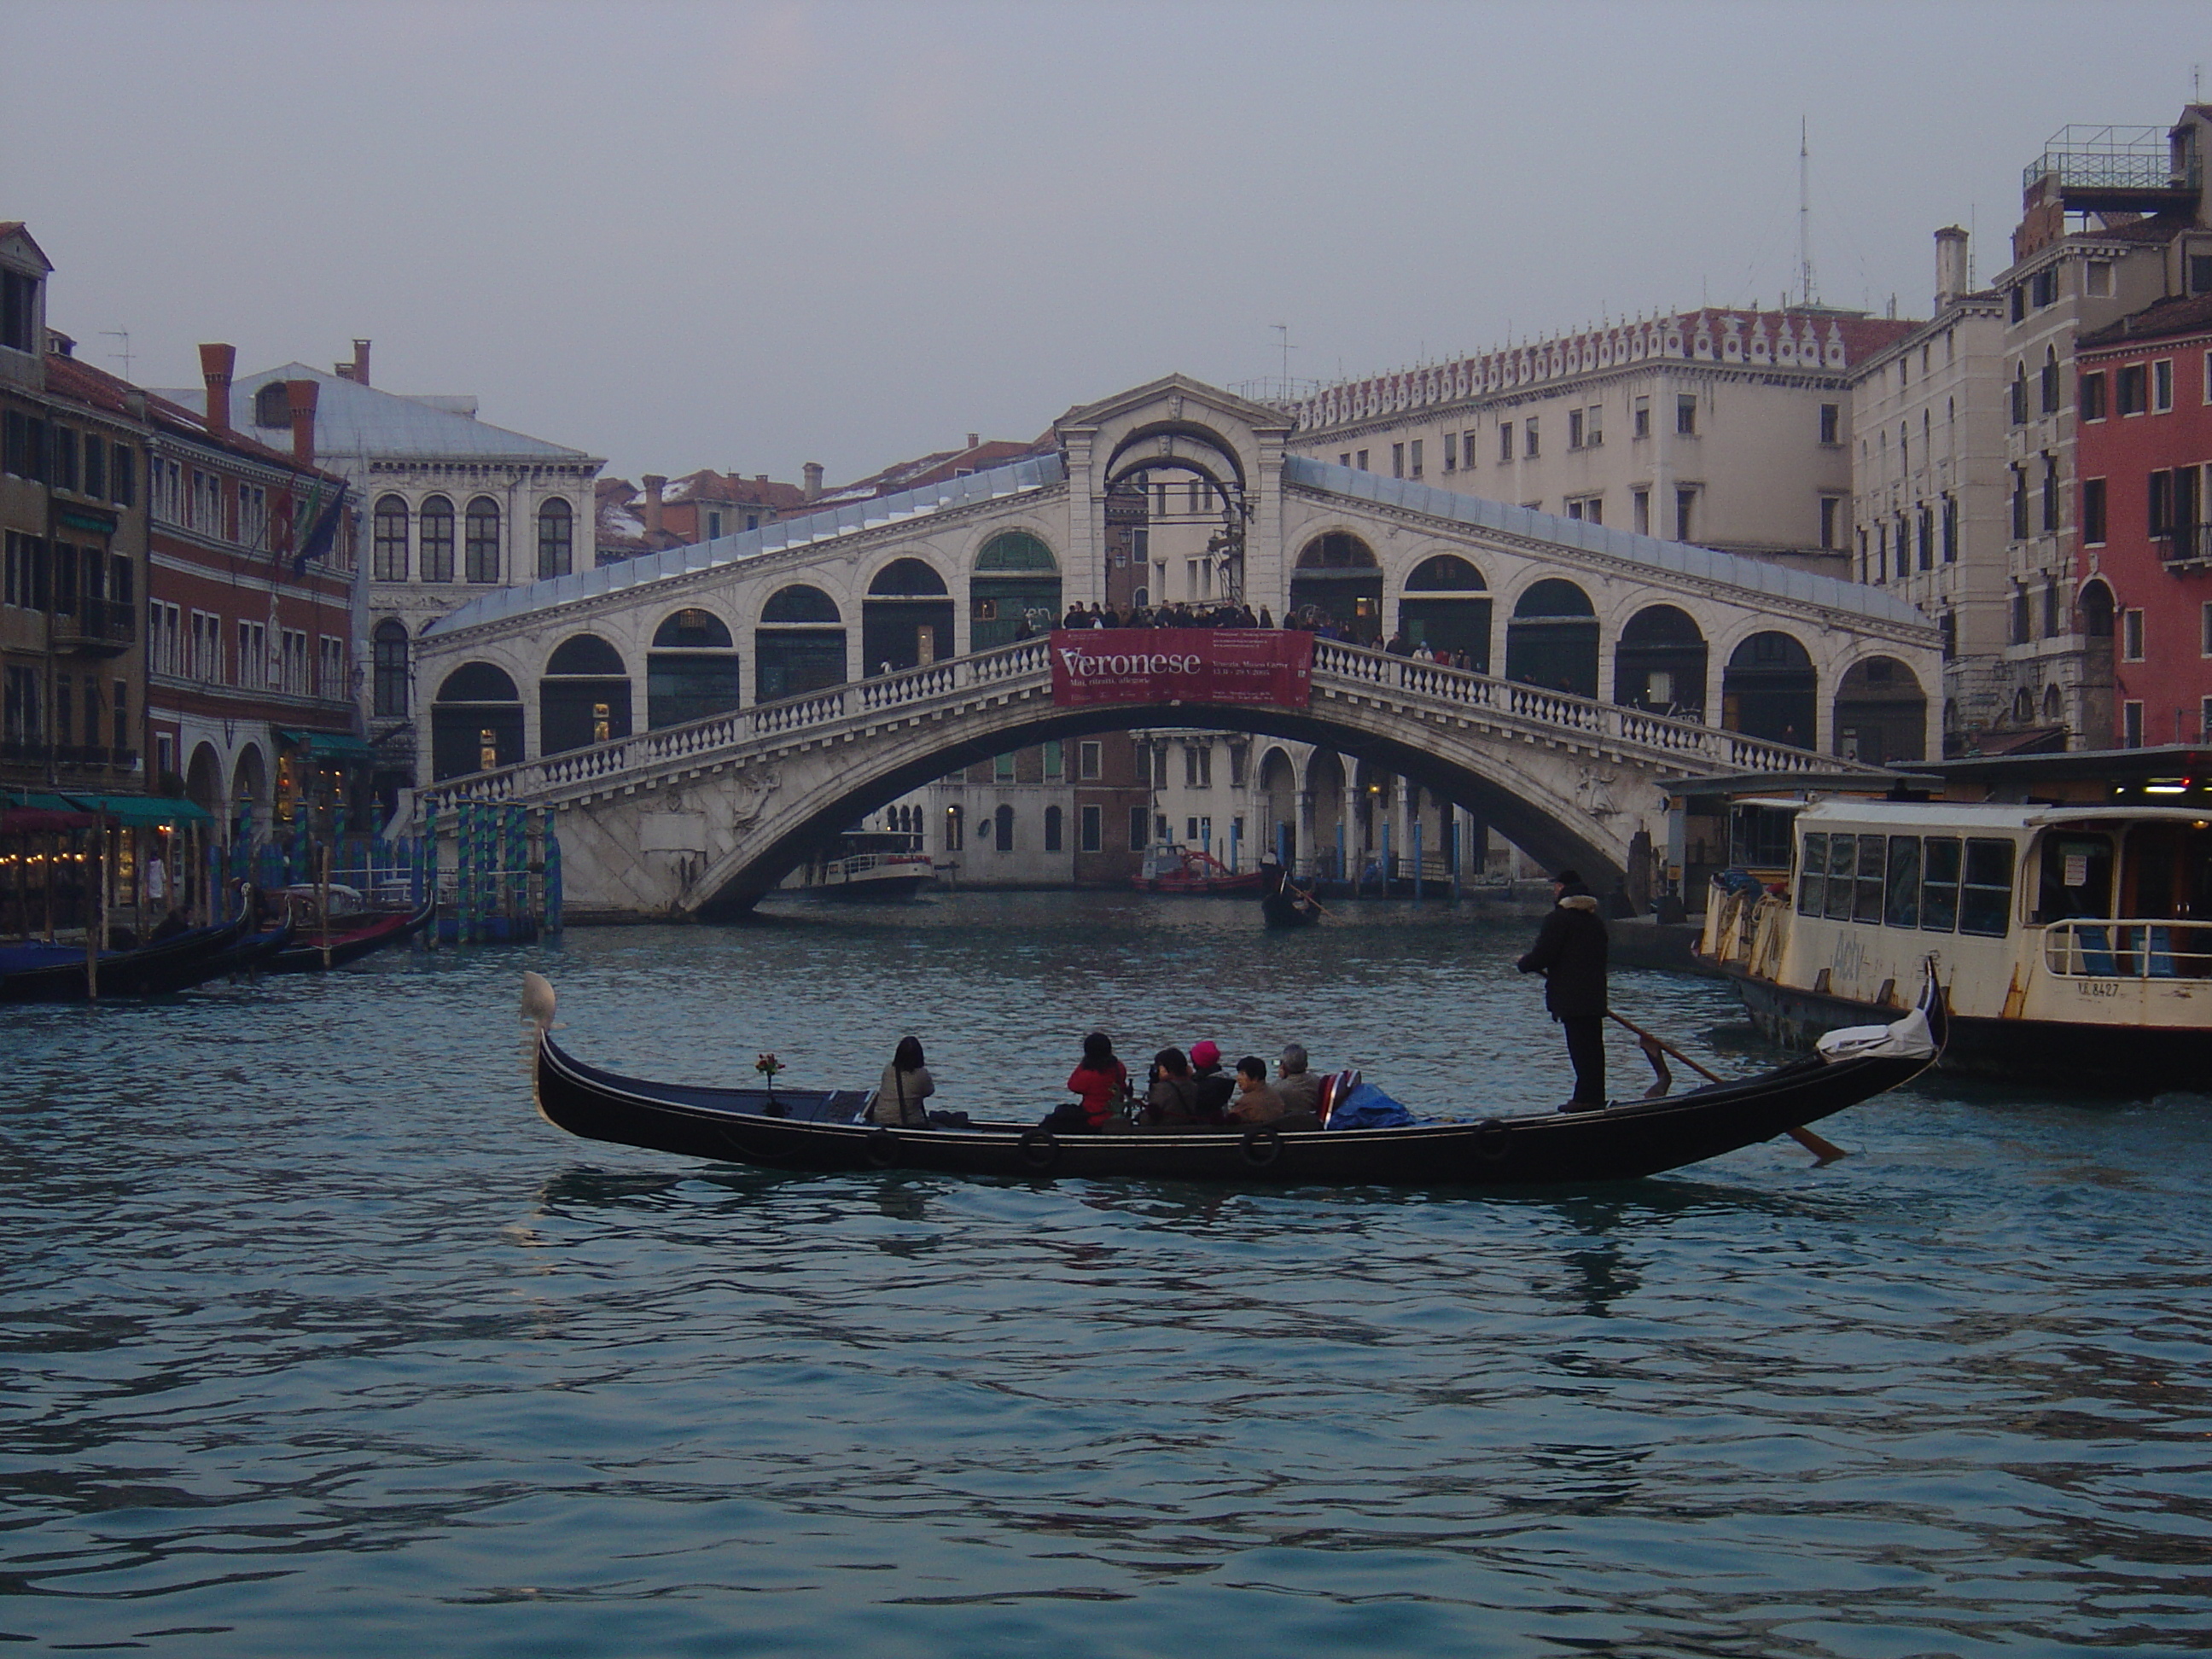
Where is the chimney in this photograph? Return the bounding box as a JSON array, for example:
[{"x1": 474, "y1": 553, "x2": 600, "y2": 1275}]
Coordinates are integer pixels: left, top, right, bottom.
[
  {"x1": 803, "y1": 462, "x2": 824, "y2": 502},
  {"x1": 642, "y1": 474, "x2": 666, "y2": 536},
  {"x1": 966, "y1": 432, "x2": 979, "y2": 449},
  {"x1": 284, "y1": 378, "x2": 317, "y2": 466},
  {"x1": 1934, "y1": 225, "x2": 1970, "y2": 308},
  {"x1": 198, "y1": 343, "x2": 236, "y2": 433},
  {"x1": 352, "y1": 339, "x2": 370, "y2": 387}
]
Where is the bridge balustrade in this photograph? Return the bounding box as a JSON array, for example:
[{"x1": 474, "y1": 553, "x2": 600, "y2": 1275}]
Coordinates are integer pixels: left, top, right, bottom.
[{"x1": 417, "y1": 632, "x2": 1840, "y2": 827}]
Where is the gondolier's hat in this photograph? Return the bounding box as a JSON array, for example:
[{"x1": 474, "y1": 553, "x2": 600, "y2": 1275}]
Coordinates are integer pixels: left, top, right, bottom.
[{"x1": 1552, "y1": 869, "x2": 1588, "y2": 894}]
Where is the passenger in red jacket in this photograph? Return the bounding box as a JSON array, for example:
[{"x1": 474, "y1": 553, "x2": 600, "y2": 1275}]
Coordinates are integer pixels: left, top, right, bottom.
[{"x1": 1062, "y1": 1032, "x2": 1130, "y2": 1132}]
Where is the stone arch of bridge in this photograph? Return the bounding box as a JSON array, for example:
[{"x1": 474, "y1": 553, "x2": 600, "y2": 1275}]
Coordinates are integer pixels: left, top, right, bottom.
[{"x1": 682, "y1": 696, "x2": 1633, "y2": 918}]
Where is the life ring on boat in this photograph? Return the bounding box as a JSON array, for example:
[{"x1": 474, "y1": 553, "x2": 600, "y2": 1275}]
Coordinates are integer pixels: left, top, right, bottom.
[
  {"x1": 1016, "y1": 1128, "x2": 1059, "y2": 1172},
  {"x1": 1475, "y1": 1119, "x2": 1512, "y2": 1161},
  {"x1": 864, "y1": 1129, "x2": 901, "y2": 1168},
  {"x1": 1239, "y1": 1126, "x2": 1284, "y2": 1168}
]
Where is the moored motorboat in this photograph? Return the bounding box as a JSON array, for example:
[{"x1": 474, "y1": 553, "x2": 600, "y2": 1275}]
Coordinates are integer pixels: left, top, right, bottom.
[
  {"x1": 1701, "y1": 797, "x2": 2212, "y2": 1089},
  {"x1": 521, "y1": 973, "x2": 1946, "y2": 1187}
]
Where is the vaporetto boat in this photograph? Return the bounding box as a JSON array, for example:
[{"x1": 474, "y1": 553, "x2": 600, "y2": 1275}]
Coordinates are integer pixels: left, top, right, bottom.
[{"x1": 1701, "y1": 797, "x2": 2212, "y2": 1089}]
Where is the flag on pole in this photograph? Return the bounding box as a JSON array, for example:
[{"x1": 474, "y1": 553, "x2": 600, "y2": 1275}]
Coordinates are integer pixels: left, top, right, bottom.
[{"x1": 294, "y1": 480, "x2": 348, "y2": 575}]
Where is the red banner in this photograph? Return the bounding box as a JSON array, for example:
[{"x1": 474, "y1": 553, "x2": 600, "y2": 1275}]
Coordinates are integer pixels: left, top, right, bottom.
[{"x1": 1050, "y1": 629, "x2": 1313, "y2": 708}]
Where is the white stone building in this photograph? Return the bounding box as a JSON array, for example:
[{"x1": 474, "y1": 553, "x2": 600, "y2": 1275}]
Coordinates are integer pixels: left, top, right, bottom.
[
  {"x1": 161, "y1": 343, "x2": 602, "y2": 800},
  {"x1": 1284, "y1": 306, "x2": 1921, "y2": 585}
]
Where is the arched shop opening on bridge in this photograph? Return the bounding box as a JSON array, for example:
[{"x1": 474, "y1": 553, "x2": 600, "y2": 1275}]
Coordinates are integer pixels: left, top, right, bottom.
[
  {"x1": 863, "y1": 558, "x2": 954, "y2": 674},
  {"x1": 756, "y1": 585, "x2": 846, "y2": 701},
  {"x1": 1832, "y1": 656, "x2": 1928, "y2": 765},
  {"x1": 970, "y1": 532, "x2": 1061, "y2": 649},
  {"x1": 540, "y1": 634, "x2": 632, "y2": 756},
  {"x1": 1398, "y1": 554, "x2": 1491, "y2": 668},
  {"x1": 1505, "y1": 579, "x2": 1598, "y2": 698},
  {"x1": 649, "y1": 608, "x2": 743, "y2": 729},
  {"x1": 1290, "y1": 533, "x2": 1382, "y2": 642},
  {"x1": 1614, "y1": 604, "x2": 1708, "y2": 719},
  {"x1": 1722, "y1": 632, "x2": 1817, "y2": 748},
  {"x1": 431, "y1": 662, "x2": 524, "y2": 781}
]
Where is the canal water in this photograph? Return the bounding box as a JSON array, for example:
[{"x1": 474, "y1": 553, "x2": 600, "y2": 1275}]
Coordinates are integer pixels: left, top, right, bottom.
[{"x1": 3, "y1": 893, "x2": 2207, "y2": 1656}]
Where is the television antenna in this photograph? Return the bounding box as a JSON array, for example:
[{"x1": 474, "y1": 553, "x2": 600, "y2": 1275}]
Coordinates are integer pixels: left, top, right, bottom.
[
  {"x1": 1797, "y1": 117, "x2": 1819, "y2": 308},
  {"x1": 101, "y1": 329, "x2": 132, "y2": 381}
]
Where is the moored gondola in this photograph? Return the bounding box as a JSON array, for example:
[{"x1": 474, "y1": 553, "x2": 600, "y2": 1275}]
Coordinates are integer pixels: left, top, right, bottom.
[
  {"x1": 0, "y1": 908, "x2": 256, "y2": 1003},
  {"x1": 522, "y1": 973, "x2": 1947, "y2": 1188},
  {"x1": 262, "y1": 897, "x2": 435, "y2": 974}
]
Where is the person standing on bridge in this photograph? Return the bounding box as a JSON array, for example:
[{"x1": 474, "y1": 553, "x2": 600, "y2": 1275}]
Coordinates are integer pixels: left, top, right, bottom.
[{"x1": 1516, "y1": 869, "x2": 1610, "y2": 1112}]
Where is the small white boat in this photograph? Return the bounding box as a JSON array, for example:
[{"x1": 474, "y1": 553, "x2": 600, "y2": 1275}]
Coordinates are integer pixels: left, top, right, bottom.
[
  {"x1": 1701, "y1": 796, "x2": 2212, "y2": 1089},
  {"x1": 786, "y1": 830, "x2": 934, "y2": 900}
]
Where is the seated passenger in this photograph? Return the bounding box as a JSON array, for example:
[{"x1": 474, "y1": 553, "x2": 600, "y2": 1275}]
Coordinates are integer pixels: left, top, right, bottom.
[
  {"x1": 1225, "y1": 1055, "x2": 1288, "y2": 1124},
  {"x1": 872, "y1": 1035, "x2": 934, "y2": 1126},
  {"x1": 1274, "y1": 1044, "x2": 1323, "y2": 1117},
  {"x1": 1049, "y1": 1031, "x2": 1128, "y2": 1132},
  {"x1": 1188, "y1": 1039, "x2": 1235, "y2": 1121},
  {"x1": 1143, "y1": 1047, "x2": 1201, "y2": 1126}
]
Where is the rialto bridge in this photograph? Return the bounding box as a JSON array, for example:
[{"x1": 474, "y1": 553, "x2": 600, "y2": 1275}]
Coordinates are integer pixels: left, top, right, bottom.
[{"x1": 404, "y1": 375, "x2": 1937, "y2": 916}]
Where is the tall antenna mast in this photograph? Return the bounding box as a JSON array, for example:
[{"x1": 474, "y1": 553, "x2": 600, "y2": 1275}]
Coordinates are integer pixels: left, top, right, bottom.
[
  {"x1": 1797, "y1": 117, "x2": 1819, "y2": 309},
  {"x1": 1272, "y1": 323, "x2": 1291, "y2": 386},
  {"x1": 101, "y1": 329, "x2": 132, "y2": 382}
]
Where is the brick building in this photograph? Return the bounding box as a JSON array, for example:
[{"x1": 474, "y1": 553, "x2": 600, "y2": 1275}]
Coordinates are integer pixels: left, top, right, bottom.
[
  {"x1": 2074, "y1": 294, "x2": 2212, "y2": 746},
  {"x1": 115, "y1": 343, "x2": 358, "y2": 836}
]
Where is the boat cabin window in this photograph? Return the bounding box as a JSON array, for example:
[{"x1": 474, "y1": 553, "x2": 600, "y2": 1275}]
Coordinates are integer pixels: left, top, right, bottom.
[
  {"x1": 1824, "y1": 834, "x2": 1856, "y2": 921},
  {"x1": 1883, "y1": 835, "x2": 1920, "y2": 928},
  {"x1": 2035, "y1": 834, "x2": 2114, "y2": 923},
  {"x1": 1921, "y1": 837, "x2": 1961, "y2": 931},
  {"x1": 1853, "y1": 836, "x2": 1885, "y2": 923},
  {"x1": 1796, "y1": 832, "x2": 1826, "y2": 915},
  {"x1": 1959, "y1": 838, "x2": 2015, "y2": 937},
  {"x1": 1731, "y1": 804, "x2": 1796, "y2": 870},
  {"x1": 2117, "y1": 822, "x2": 2212, "y2": 919}
]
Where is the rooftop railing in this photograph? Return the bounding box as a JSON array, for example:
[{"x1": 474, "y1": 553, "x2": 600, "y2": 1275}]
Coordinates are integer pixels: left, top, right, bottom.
[{"x1": 2026, "y1": 125, "x2": 2198, "y2": 193}]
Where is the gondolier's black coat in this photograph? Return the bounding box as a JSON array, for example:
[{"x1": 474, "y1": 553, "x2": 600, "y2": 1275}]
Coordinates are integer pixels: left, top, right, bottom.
[{"x1": 1517, "y1": 894, "x2": 1609, "y2": 1018}]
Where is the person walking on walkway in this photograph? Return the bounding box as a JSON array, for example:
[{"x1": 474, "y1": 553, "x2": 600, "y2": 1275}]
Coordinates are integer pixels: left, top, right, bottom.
[{"x1": 1516, "y1": 868, "x2": 1610, "y2": 1111}]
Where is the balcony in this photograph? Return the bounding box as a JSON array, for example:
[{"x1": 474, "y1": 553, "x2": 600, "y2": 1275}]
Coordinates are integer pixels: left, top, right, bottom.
[
  {"x1": 2026, "y1": 125, "x2": 2201, "y2": 214},
  {"x1": 2157, "y1": 524, "x2": 2212, "y2": 570},
  {"x1": 49, "y1": 598, "x2": 137, "y2": 657}
]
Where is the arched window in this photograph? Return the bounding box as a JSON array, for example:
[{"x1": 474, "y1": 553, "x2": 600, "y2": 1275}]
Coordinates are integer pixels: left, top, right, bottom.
[
  {"x1": 544, "y1": 633, "x2": 625, "y2": 676},
  {"x1": 429, "y1": 662, "x2": 523, "y2": 780},
  {"x1": 372, "y1": 620, "x2": 409, "y2": 718},
  {"x1": 1289, "y1": 532, "x2": 1382, "y2": 642},
  {"x1": 537, "y1": 498, "x2": 573, "y2": 579},
  {"x1": 867, "y1": 557, "x2": 950, "y2": 595},
  {"x1": 1399, "y1": 553, "x2": 1491, "y2": 667},
  {"x1": 864, "y1": 561, "x2": 954, "y2": 672},
  {"x1": 761, "y1": 585, "x2": 841, "y2": 623},
  {"x1": 653, "y1": 608, "x2": 734, "y2": 649},
  {"x1": 372, "y1": 495, "x2": 409, "y2": 582},
  {"x1": 1504, "y1": 579, "x2": 1598, "y2": 696},
  {"x1": 1044, "y1": 804, "x2": 1063, "y2": 853},
  {"x1": 649, "y1": 608, "x2": 742, "y2": 729},
  {"x1": 2040, "y1": 345, "x2": 2061, "y2": 415},
  {"x1": 995, "y1": 804, "x2": 1015, "y2": 852},
  {"x1": 972, "y1": 532, "x2": 1061, "y2": 649},
  {"x1": 419, "y1": 495, "x2": 455, "y2": 583},
  {"x1": 1614, "y1": 605, "x2": 1707, "y2": 716},
  {"x1": 465, "y1": 497, "x2": 501, "y2": 584},
  {"x1": 1403, "y1": 554, "x2": 1486, "y2": 591},
  {"x1": 1721, "y1": 632, "x2": 1816, "y2": 748},
  {"x1": 540, "y1": 635, "x2": 631, "y2": 755},
  {"x1": 1834, "y1": 656, "x2": 1927, "y2": 765}
]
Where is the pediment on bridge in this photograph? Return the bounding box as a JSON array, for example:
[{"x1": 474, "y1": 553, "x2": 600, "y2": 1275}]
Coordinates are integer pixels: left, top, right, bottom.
[{"x1": 1057, "y1": 373, "x2": 1290, "y2": 439}]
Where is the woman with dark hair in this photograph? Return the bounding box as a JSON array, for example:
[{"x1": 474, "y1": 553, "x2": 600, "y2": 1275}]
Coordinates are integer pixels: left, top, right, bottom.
[
  {"x1": 873, "y1": 1034, "x2": 935, "y2": 1126},
  {"x1": 1142, "y1": 1046, "x2": 1201, "y2": 1127},
  {"x1": 1059, "y1": 1031, "x2": 1129, "y2": 1132}
]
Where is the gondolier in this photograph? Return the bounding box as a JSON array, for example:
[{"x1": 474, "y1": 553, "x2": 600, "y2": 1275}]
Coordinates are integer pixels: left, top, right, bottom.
[{"x1": 1516, "y1": 869, "x2": 1610, "y2": 1111}]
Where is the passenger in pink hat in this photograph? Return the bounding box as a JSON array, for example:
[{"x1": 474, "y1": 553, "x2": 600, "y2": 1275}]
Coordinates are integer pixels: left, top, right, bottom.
[{"x1": 1187, "y1": 1039, "x2": 1234, "y2": 1122}]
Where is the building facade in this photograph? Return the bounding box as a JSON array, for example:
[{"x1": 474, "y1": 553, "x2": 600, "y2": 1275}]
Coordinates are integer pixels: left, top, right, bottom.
[
  {"x1": 1984, "y1": 108, "x2": 2212, "y2": 746},
  {"x1": 2074, "y1": 294, "x2": 2212, "y2": 746},
  {"x1": 1848, "y1": 228, "x2": 2012, "y2": 754},
  {"x1": 2, "y1": 224, "x2": 151, "y2": 806},
  {"x1": 158, "y1": 346, "x2": 603, "y2": 808},
  {"x1": 125, "y1": 344, "x2": 359, "y2": 837},
  {"x1": 1284, "y1": 306, "x2": 1919, "y2": 578}
]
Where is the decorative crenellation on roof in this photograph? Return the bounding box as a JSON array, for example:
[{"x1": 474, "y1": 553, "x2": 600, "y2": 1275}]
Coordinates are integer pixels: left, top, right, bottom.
[{"x1": 1294, "y1": 307, "x2": 1921, "y2": 434}]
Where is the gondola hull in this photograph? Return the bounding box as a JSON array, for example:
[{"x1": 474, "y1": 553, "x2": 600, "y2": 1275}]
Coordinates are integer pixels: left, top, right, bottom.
[
  {"x1": 263, "y1": 899, "x2": 434, "y2": 974},
  {"x1": 0, "y1": 911, "x2": 255, "y2": 1002},
  {"x1": 532, "y1": 995, "x2": 1944, "y2": 1188}
]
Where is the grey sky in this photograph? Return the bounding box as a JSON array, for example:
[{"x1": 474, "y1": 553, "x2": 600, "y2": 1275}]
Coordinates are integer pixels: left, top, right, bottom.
[{"x1": 3, "y1": 0, "x2": 2206, "y2": 489}]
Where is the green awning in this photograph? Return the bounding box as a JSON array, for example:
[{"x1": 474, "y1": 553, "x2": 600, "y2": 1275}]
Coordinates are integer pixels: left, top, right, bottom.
[
  {"x1": 278, "y1": 730, "x2": 378, "y2": 762},
  {"x1": 59, "y1": 793, "x2": 213, "y2": 827}
]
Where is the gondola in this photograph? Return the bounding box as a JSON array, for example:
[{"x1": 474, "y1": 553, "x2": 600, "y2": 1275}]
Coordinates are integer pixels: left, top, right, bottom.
[
  {"x1": 1257, "y1": 861, "x2": 1321, "y2": 928},
  {"x1": 160, "y1": 918, "x2": 299, "y2": 989},
  {"x1": 262, "y1": 896, "x2": 435, "y2": 974},
  {"x1": 522, "y1": 974, "x2": 1947, "y2": 1188},
  {"x1": 0, "y1": 909, "x2": 256, "y2": 1003}
]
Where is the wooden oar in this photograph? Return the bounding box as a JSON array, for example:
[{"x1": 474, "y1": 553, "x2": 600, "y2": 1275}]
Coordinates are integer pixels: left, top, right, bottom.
[
  {"x1": 1606, "y1": 1008, "x2": 1848, "y2": 1163},
  {"x1": 1289, "y1": 880, "x2": 1332, "y2": 917}
]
